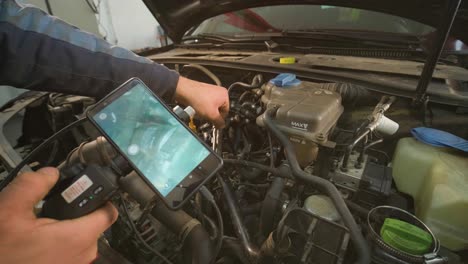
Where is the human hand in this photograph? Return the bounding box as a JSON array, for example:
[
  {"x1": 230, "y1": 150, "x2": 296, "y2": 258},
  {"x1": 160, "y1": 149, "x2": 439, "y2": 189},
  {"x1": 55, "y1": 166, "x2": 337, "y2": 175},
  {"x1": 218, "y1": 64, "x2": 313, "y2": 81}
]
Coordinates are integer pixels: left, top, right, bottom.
[
  {"x1": 175, "y1": 77, "x2": 229, "y2": 128},
  {"x1": 0, "y1": 167, "x2": 118, "y2": 264}
]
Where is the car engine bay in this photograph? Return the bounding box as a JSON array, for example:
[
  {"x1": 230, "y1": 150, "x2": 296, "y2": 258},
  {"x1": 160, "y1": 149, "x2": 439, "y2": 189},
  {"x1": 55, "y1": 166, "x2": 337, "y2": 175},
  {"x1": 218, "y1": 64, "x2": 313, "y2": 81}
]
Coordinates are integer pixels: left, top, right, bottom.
[{"x1": 1, "y1": 64, "x2": 467, "y2": 264}]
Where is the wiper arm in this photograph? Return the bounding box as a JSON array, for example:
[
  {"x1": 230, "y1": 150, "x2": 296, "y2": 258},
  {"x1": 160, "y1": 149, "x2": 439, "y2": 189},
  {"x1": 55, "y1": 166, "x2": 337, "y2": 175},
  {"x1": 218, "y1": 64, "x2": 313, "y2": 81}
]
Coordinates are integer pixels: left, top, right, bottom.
[
  {"x1": 233, "y1": 30, "x2": 421, "y2": 49},
  {"x1": 182, "y1": 33, "x2": 252, "y2": 43},
  {"x1": 181, "y1": 31, "x2": 421, "y2": 50}
]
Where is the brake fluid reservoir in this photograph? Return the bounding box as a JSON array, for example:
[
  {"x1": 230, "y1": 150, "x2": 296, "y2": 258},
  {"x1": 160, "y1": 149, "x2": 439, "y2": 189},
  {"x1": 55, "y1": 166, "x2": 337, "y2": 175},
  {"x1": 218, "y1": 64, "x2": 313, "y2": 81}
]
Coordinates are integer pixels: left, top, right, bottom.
[{"x1": 392, "y1": 137, "x2": 468, "y2": 251}]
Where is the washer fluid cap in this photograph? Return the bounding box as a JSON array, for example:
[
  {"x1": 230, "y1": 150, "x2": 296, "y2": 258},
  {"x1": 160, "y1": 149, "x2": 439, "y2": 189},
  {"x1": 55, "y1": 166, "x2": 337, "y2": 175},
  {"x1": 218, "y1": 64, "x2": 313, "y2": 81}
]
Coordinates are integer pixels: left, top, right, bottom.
[
  {"x1": 411, "y1": 127, "x2": 468, "y2": 152},
  {"x1": 269, "y1": 73, "x2": 301, "y2": 87},
  {"x1": 380, "y1": 218, "x2": 433, "y2": 255}
]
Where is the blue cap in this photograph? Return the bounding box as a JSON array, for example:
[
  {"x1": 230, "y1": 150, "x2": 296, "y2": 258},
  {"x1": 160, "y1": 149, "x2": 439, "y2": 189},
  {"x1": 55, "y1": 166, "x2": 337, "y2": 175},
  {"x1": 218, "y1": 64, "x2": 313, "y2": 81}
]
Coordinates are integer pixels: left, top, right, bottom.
[
  {"x1": 411, "y1": 127, "x2": 468, "y2": 152},
  {"x1": 269, "y1": 73, "x2": 301, "y2": 87}
]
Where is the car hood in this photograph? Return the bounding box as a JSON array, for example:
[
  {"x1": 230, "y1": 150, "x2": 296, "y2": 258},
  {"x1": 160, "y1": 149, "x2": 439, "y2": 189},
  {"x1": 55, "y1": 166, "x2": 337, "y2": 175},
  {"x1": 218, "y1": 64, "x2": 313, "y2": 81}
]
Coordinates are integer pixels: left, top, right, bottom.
[{"x1": 142, "y1": 0, "x2": 468, "y2": 43}]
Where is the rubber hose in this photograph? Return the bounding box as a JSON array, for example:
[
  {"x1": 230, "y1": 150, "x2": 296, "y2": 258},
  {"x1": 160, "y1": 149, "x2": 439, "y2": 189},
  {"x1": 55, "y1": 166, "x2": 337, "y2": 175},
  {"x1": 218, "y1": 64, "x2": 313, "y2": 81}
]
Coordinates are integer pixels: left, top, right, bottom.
[
  {"x1": 320, "y1": 83, "x2": 373, "y2": 106},
  {"x1": 119, "y1": 172, "x2": 215, "y2": 264},
  {"x1": 263, "y1": 108, "x2": 371, "y2": 264},
  {"x1": 239, "y1": 167, "x2": 264, "y2": 181},
  {"x1": 222, "y1": 237, "x2": 250, "y2": 264},
  {"x1": 182, "y1": 225, "x2": 215, "y2": 264},
  {"x1": 223, "y1": 159, "x2": 291, "y2": 179},
  {"x1": 259, "y1": 176, "x2": 285, "y2": 239},
  {"x1": 218, "y1": 176, "x2": 260, "y2": 262}
]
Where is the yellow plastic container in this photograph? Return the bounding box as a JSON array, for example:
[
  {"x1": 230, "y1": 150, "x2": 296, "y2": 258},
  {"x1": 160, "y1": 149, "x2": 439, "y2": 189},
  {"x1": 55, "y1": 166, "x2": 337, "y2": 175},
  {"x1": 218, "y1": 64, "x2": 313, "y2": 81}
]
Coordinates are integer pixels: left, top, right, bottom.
[{"x1": 392, "y1": 138, "x2": 468, "y2": 251}]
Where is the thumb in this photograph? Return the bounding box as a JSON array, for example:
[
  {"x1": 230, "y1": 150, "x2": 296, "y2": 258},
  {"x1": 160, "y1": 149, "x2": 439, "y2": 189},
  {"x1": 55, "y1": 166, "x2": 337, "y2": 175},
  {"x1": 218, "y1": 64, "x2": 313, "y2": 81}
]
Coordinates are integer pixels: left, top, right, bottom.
[
  {"x1": 57, "y1": 202, "x2": 118, "y2": 244},
  {"x1": 1, "y1": 167, "x2": 59, "y2": 215}
]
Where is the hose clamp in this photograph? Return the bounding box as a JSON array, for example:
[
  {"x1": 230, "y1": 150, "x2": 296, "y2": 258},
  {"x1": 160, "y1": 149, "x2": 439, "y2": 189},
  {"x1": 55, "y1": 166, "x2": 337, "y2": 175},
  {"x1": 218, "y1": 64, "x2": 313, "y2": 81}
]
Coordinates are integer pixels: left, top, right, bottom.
[{"x1": 178, "y1": 218, "x2": 201, "y2": 244}]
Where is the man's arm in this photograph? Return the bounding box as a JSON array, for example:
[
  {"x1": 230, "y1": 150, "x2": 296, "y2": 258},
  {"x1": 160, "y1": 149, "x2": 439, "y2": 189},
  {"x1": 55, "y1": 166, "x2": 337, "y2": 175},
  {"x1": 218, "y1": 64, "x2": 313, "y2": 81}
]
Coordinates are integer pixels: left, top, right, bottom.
[{"x1": 0, "y1": 0, "x2": 178, "y2": 101}]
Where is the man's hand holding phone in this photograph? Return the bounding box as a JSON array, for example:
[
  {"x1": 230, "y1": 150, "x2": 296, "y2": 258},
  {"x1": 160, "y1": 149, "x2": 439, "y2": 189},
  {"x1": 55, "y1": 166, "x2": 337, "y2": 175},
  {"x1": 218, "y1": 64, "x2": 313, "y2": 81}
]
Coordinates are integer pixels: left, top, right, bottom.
[
  {"x1": 88, "y1": 78, "x2": 223, "y2": 209},
  {"x1": 0, "y1": 167, "x2": 118, "y2": 264}
]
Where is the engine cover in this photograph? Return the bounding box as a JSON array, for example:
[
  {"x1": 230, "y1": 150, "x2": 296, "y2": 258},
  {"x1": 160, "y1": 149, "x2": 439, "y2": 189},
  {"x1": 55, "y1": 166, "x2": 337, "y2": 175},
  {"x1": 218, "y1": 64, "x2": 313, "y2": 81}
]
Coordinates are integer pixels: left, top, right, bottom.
[{"x1": 257, "y1": 80, "x2": 344, "y2": 147}]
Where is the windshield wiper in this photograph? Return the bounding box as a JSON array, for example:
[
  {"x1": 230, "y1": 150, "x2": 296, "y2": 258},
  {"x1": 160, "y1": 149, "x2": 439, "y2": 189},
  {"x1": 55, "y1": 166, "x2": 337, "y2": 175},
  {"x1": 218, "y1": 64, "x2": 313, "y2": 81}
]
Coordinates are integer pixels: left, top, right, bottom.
[
  {"x1": 180, "y1": 34, "x2": 269, "y2": 50},
  {"x1": 238, "y1": 30, "x2": 421, "y2": 49},
  {"x1": 182, "y1": 33, "x2": 236, "y2": 43},
  {"x1": 182, "y1": 31, "x2": 422, "y2": 50}
]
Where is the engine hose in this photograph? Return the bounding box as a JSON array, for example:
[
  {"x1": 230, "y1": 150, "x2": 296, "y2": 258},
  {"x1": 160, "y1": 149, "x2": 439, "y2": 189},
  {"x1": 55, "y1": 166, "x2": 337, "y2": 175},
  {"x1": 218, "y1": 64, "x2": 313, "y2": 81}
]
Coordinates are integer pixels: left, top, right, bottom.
[
  {"x1": 319, "y1": 83, "x2": 373, "y2": 106},
  {"x1": 64, "y1": 136, "x2": 117, "y2": 167},
  {"x1": 239, "y1": 167, "x2": 264, "y2": 181},
  {"x1": 223, "y1": 159, "x2": 292, "y2": 179},
  {"x1": 263, "y1": 108, "x2": 371, "y2": 264},
  {"x1": 119, "y1": 172, "x2": 215, "y2": 264},
  {"x1": 218, "y1": 176, "x2": 260, "y2": 262},
  {"x1": 259, "y1": 176, "x2": 285, "y2": 239},
  {"x1": 222, "y1": 237, "x2": 250, "y2": 264}
]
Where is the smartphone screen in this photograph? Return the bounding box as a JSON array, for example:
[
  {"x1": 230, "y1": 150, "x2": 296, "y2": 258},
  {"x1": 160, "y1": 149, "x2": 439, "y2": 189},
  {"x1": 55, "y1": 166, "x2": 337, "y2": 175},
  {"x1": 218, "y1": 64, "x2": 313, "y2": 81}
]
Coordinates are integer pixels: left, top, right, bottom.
[{"x1": 87, "y1": 78, "x2": 222, "y2": 208}]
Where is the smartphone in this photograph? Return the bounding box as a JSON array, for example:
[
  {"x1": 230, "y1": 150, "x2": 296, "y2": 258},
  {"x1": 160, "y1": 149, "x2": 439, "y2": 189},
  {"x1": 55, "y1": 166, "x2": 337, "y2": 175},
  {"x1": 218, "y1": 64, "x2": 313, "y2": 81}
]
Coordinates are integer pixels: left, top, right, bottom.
[{"x1": 87, "y1": 78, "x2": 223, "y2": 209}]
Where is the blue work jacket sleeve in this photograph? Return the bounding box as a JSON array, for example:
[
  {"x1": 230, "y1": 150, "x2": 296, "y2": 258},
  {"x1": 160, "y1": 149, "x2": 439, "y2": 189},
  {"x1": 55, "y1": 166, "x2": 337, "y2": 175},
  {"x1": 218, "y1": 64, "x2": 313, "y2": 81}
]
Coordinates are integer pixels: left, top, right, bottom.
[{"x1": 0, "y1": 0, "x2": 179, "y2": 101}]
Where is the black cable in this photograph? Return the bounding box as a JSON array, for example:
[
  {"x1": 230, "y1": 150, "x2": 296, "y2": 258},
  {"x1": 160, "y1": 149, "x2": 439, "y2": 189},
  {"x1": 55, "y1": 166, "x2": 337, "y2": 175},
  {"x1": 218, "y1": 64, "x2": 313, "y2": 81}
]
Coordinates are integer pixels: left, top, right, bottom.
[
  {"x1": 0, "y1": 118, "x2": 88, "y2": 191},
  {"x1": 263, "y1": 108, "x2": 371, "y2": 264},
  {"x1": 119, "y1": 195, "x2": 173, "y2": 264},
  {"x1": 44, "y1": 0, "x2": 53, "y2": 15},
  {"x1": 202, "y1": 214, "x2": 219, "y2": 240},
  {"x1": 200, "y1": 186, "x2": 224, "y2": 264},
  {"x1": 267, "y1": 132, "x2": 274, "y2": 167}
]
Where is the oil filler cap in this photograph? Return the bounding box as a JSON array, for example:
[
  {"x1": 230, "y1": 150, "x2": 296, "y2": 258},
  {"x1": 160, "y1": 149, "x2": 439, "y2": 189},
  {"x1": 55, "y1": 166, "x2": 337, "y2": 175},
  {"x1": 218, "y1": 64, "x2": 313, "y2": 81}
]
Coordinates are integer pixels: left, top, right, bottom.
[{"x1": 380, "y1": 218, "x2": 433, "y2": 255}]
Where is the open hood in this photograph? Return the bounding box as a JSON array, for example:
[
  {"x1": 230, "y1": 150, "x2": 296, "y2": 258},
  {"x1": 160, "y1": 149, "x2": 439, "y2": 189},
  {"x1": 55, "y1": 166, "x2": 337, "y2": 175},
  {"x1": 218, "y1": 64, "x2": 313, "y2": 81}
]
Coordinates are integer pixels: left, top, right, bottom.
[{"x1": 142, "y1": 0, "x2": 468, "y2": 43}]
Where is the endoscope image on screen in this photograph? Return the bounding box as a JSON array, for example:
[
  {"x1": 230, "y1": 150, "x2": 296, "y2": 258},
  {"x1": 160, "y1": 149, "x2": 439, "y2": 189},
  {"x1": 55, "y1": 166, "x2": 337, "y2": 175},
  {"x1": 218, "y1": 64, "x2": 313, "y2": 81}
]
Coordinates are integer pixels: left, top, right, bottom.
[{"x1": 92, "y1": 84, "x2": 210, "y2": 196}]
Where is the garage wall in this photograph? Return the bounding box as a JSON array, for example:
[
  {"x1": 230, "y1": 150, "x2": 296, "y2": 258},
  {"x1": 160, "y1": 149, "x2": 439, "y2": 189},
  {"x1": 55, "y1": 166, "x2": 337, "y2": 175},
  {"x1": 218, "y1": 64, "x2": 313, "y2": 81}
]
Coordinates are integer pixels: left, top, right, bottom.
[
  {"x1": 102, "y1": 0, "x2": 162, "y2": 50},
  {"x1": 20, "y1": 0, "x2": 101, "y2": 35},
  {"x1": 20, "y1": 0, "x2": 162, "y2": 50}
]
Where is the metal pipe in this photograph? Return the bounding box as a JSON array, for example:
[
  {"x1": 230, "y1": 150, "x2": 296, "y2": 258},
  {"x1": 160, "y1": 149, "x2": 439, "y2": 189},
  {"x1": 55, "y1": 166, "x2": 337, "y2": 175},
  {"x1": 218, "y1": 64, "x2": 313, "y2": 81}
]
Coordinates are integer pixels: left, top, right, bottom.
[
  {"x1": 263, "y1": 108, "x2": 371, "y2": 264},
  {"x1": 357, "y1": 139, "x2": 384, "y2": 165},
  {"x1": 343, "y1": 96, "x2": 395, "y2": 170},
  {"x1": 218, "y1": 176, "x2": 260, "y2": 262},
  {"x1": 341, "y1": 128, "x2": 371, "y2": 171},
  {"x1": 413, "y1": 0, "x2": 461, "y2": 105}
]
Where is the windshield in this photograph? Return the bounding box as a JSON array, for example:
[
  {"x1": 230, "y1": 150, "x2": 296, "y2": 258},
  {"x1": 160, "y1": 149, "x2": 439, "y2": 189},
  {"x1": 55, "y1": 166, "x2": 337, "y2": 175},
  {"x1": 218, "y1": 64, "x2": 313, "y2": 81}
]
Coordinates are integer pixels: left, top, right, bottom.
[{"x1": 189, "y1": 5, "x2": 434, "y2": 36}]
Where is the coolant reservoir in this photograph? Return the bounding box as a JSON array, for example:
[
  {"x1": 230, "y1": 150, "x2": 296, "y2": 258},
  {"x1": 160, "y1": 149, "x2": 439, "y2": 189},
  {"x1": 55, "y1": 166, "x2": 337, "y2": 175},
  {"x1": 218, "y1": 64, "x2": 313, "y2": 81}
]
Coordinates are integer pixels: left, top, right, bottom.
[
  {"x1": 392, "y1": 137, "x2": 468, "y2": 251},
  {"x1": 256, "y1": 76, "x2": 343, "y2": 166}
]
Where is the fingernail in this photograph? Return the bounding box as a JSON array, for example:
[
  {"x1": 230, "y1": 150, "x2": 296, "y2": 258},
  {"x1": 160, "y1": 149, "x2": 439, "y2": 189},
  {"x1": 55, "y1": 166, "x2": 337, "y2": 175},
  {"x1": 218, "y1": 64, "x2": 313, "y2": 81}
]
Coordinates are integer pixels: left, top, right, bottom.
[{"x1": 37, "y1": 167, "x2": 59, "y2": 178}]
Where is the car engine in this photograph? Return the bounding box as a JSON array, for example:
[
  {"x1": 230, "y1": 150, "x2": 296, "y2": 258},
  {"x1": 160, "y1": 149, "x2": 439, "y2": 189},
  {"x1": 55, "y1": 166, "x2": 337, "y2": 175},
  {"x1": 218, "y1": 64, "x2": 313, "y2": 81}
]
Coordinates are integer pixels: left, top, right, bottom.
[{"x1": 1, "y1": 64, "x2": 467, "y2": 264}]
